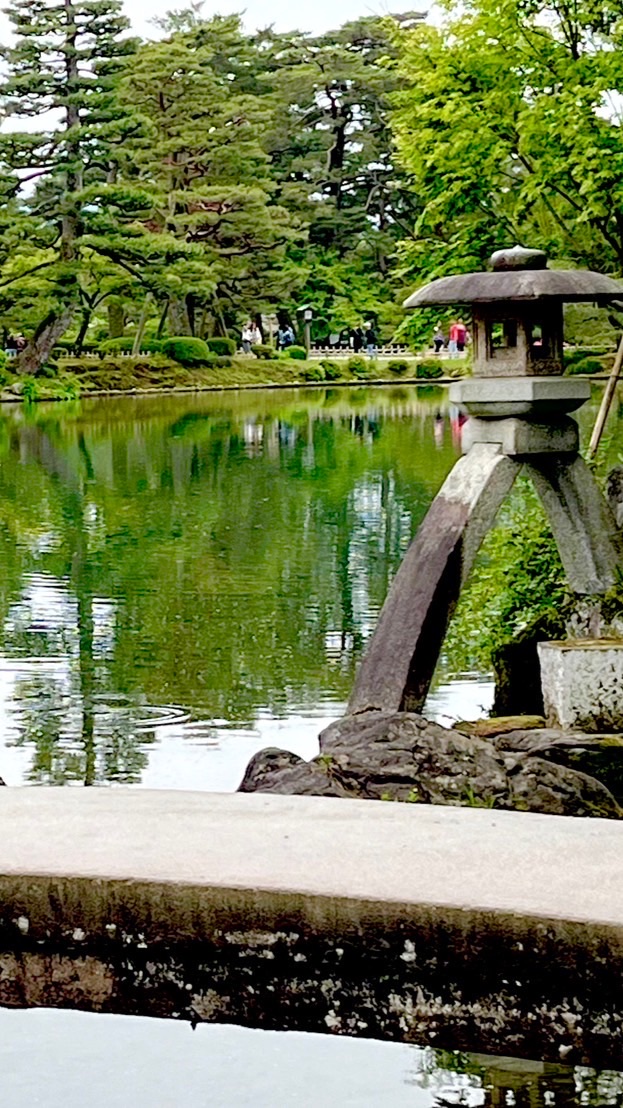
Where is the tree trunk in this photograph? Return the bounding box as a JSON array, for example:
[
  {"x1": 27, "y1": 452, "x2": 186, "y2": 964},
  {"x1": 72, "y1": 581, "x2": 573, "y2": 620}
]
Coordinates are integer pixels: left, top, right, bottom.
[
  {"x1": 15, "y1": 307, "x2": 75, "y2": 375},
  {"x1": 108, "y1": 298, "x2": 125, "y2": 339},
  {"x1": 132, "y1": 294, "x2": 152, "y2": 355},
  {"x1": 168, "y1": 297, "x2": 191, "y2": 335},
  {"x1": 74, "y1": 309, "x2": 91, "y2": 354},
  {"x1": 156, "y1": 300, "x2": 169, "y2": 339}
]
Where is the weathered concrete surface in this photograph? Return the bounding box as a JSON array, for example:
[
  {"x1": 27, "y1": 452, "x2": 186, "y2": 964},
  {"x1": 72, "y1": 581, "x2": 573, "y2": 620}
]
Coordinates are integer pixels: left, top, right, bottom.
[
  {"x1": 449, "y1": 377, "x2": 590, "y2": 419},
  {"x1": 525, "y1": 454, "x2": 623, "y2": 594},
  {"x1": 1, "y1": 789, "x2": 623, "y2": 1063},
  {"x1": 461, "y1": 416, "x2": 579, "y2": 456},
  {"x1": 539, "y1": 639, "x2": 623, "y2": 732}
]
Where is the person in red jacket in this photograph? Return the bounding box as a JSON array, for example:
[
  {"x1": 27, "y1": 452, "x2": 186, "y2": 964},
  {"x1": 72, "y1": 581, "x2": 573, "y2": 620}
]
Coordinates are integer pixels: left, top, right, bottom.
[{"x1": 448, "y1": 319, "x2": 467, "y2": 355}]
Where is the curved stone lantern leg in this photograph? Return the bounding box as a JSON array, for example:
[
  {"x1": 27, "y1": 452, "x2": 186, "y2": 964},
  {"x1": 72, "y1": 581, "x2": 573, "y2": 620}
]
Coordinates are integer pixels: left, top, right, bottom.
[
  {"x1": 348, "y1": 443, "x2": 520, "y2": 715},
  {"x1": 525, "y1": 454, "x2": 623, "y2": 593}
]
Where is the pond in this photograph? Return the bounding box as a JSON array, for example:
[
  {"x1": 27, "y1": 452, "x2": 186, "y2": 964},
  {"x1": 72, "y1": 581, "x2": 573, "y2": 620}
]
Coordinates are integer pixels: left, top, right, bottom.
[{"x1": 0, "y1": 384, "x2": 495, "y2": 790}]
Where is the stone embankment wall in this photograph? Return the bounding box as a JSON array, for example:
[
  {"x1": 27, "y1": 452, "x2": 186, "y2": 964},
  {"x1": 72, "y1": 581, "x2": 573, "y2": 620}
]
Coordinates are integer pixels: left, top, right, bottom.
[{"x1": 0, "y1": 789, "x2": 622, "y2": 1067}]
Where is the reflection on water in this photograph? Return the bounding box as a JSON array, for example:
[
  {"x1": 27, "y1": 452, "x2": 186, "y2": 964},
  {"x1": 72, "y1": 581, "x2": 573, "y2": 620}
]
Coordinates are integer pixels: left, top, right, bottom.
[
  {"x1": 0, "y1": 1008, "x2": 621, "y2": 1108},
  {"x1": 0, "y1": 387, "x2": 471, "y2": 788}
]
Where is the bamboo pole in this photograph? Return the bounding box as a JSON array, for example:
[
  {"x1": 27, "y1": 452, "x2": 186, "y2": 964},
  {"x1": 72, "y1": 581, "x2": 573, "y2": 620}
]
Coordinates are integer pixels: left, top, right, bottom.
[{"x1": 588, "y1": 332, "x2": 623, "y2": 459}]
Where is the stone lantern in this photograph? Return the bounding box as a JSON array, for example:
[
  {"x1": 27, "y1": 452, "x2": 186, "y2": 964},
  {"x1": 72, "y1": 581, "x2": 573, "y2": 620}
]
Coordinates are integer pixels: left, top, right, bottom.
[{"x1": 348, "y1": 246, "x2": 623, "y2": 716}]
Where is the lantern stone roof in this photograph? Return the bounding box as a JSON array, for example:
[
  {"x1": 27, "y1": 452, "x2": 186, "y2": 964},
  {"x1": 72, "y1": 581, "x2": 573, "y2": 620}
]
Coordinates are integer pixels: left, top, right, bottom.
[{"x1": 404, "y1": 246, "x2": 623, "y2": 308}]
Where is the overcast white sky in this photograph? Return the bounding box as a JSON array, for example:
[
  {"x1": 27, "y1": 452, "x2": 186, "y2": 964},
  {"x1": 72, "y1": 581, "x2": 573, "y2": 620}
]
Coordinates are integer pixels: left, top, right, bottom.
[{"x1": 125, "y1": 0, "x2": 425, "y2": 38}]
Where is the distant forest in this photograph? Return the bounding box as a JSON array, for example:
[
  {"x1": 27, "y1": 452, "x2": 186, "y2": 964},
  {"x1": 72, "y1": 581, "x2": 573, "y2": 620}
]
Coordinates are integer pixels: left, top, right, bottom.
[{"x1": 0, "y1": 0, "x2": 621, "y2": 370}]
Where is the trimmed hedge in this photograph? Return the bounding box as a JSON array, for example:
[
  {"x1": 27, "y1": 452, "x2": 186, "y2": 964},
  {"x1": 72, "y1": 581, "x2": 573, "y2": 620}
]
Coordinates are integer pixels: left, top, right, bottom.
[
  {"x1": 387, "y1": 359, "x2": 410, "y2": 376},
  {"x1": 564, "y1": 347, "x2": 608, "y2": 373},
  {"x1": 319, "y1": 359, "x2": 342, "y2": 381},
  {"x1": 206, "y1": 337, "x2": 236, "y2": 356},
  {"x1": 99, "y1": 338, "x2": 164, "y2": 355},
  {"x1": 283, "y1": 345, "x2": 307, "y2": 360},
  {"x1": 300, "y1": 365, "x2": 325, "y2": 382},
  {"x1": 253, "y1": 344, "x2": 275, "y2": 360},
  {"x1": 162, "y1": 337, "x2": 210, "y2": 366},
  {"x1": 416, "y1": 359, "x2": 444, "y2": 379},
  {"x1": 567, "y1": 356, "x2": 605, "y2": 375},
  {"x1": 347, "y1": 355, "x2": 370, "y2": 378}
]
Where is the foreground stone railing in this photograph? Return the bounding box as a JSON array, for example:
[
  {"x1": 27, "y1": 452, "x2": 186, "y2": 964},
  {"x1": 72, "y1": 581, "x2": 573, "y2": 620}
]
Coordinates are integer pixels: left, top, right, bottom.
[{"x1": 1, "y1": 788, "x2": 622, "y2": 1067}]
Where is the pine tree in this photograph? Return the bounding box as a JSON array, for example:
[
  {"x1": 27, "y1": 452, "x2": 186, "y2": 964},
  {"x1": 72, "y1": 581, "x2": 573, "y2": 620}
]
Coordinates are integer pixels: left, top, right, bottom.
[
  {"x1": 109, "y1": 15, "x2": 301, "y2": 337},
  {"x1": 0, "y1": 0, "x2": 137, "y2": 370}
]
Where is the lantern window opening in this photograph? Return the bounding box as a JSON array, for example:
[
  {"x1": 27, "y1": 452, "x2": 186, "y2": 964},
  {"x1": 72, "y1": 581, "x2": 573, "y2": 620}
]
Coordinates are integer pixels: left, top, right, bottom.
[{"x1": 487, "y1": 318, "x2": 518, "y2": 356}]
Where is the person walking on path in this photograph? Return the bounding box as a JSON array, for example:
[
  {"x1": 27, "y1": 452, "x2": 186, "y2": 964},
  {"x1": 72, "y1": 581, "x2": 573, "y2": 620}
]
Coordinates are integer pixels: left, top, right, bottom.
[
  {"x1": 277, "y1": 323, "x2": 294, "y2": 350},
  {"x1": 433, "y1": 324, "x2": 445, "y2": 353},
  {"x1": 365, "y1": 323, "x2": 378, "y2": 357},
  {"x1": 241, "y1": 322, "x2": 254, "y2": 354},
  {"x1": 448, "y1": 319, "x2": 467, "y2": 356},
  {"x1": 351, "y1": 326, "x2": 364, "y2": 353}
]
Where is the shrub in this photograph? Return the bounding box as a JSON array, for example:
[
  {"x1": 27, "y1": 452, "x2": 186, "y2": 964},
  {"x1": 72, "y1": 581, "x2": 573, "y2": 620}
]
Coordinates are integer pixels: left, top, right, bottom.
[
  {"x1": 387, "y1": 359, "x2": 410, "y2": 376},
  {"x1": 566, "y1": 356, "x2": 605, "y2": 375},
  {"x1": 348, "y1": 355, "x2": 371, "y2": 378},
  {"x1": 300, "y1": 364, "x2": 325, "y2": 382},
  {"x1": 563, "y1": 346, "x2": 609, "y2": 370},
  {"x1": 283, "y1": 345, "x2": 308, "y2": 360},
  {"x1": 206, "y1": 337, "x2": 236, "y2": 356},
  {"x1": 37, "y1": 361, "x2": 59, "y2": 379},
  {"x1": 416, "y1": 359, "x2": 444, "y2": 379},
  {"x1": 99, "y1": 337, "x2": 134, "y2": 353},
  {"x1": 214, "y1": 354, "x2": 233, "y2": 367},
  {"x1": 100, "y1": 337, "x2": 164, "y2": 355},
  {"x1": 253, "y1": 343, "x2": 275, "y2": 360},
  {"x1": 162, "y1": 337, "x2": 210, "y2": 366},
  {"x1": 21, "y1": 376, "x2": 40, "y2": 402},
  {"x1": 319, "y1": 359, "x2": 343, "y2": 381}
]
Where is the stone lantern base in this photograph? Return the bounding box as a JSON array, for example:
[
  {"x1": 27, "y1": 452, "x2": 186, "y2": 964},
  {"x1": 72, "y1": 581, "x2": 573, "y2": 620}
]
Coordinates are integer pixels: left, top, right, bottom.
[{"x1": 538, "y1": 640, "x2": 623, "y2": 733}]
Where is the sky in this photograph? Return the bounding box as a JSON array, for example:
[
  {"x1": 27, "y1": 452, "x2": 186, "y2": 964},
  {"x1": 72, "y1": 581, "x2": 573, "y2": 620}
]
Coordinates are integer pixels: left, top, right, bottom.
[{"x1": 124, "y1": 0, "x2": 426, "y2": 38}]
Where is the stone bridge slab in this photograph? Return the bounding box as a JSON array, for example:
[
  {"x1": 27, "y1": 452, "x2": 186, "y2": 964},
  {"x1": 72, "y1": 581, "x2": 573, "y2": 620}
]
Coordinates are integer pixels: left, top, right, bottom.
[{"x1": 0, "y1": 789, "x2": 622, "y2": 1064}]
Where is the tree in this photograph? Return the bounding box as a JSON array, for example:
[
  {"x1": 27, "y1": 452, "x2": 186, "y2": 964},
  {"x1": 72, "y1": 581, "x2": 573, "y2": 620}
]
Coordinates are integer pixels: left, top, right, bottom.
[
  {"x1": 108, "y1": 15, "x2": 302, "y2": 337},
  {"x1": 253, "y1": 16, "x2": 423, "y2": 338},
  {"x1": 391, "y1": 0, "x2": 623, "y2": 289},
  {"x1": 0, "y1": 0, "x2": 138, "y2": 369}
]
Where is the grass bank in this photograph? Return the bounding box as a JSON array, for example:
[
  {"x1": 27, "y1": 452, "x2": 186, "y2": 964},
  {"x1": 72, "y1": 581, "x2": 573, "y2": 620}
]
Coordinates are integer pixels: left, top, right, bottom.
[{"x1": 0, "y1": 353, "x2": 467, "y2": 402}]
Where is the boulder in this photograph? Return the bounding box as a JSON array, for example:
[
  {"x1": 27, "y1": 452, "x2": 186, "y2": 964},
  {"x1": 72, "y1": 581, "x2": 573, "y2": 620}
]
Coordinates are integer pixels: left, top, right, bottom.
[
  {"x1": 238, "y1": 748, "x2": 351, "y2": 797},
  {"x1": 237, "y1": 713, "x2": 622, "y2": 819}
]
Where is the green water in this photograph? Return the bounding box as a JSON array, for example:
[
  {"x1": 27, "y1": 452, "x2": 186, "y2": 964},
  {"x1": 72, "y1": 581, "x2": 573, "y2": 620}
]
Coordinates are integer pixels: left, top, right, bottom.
[{"x1": 0, "y1": 385, "x2": 469, "y2": 789}]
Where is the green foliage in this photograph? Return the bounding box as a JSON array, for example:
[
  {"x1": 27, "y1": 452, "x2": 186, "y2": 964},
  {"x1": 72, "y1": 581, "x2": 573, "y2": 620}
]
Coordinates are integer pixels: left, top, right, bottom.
[
  {"x1": 462, "y1": 787, "x2": 495, "y2": 809},
  {"x1": 253, "y1": 344, "x2": 275, "y2": 360},
  {"x1": 319, "y1": 360, "x2": 343, "y2": 381},
  {"x1": 162, "y1": 337, "x2": 210, "y2": 366},
  {"x1": 283, "y1": 345, "x2": 308, "y2": 360},
  {"x1": 391, "y1": 0, "x2": 623, "y2": 283},
  {"x1": 444, "y1": 479, "x2": 567, "y2": 675},
  {"x1": 566, "y1": 356, "x2": 606, "y2": 375},
  {"x1": 300, "y1": 364, "x2": 325, "y2": 382},
  {"x1": 347, "y1": 356, "x2": 371, "y2": 378},
  {"x1": 387, "y1": 359, "x2": 410, "y2": 375},
  {"x1": 416, "y1": 359, "x2": 444, "y2": 379},
  {"x1": 206, "y1": 338, "x2": 236, "y2": 356},
  {"x1": 100, "y1": 338, "x2": 164, "y2": 354},
  {"x1": 21, "y1": 376, "x2": 40, "y2": 402}
]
